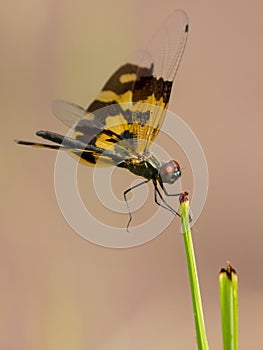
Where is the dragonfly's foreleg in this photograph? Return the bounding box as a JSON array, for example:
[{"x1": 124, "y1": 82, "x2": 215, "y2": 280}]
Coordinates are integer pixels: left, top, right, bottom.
[
  {"x1": 159, "y1": 180, "x2": 181, "y2": 197},
  {"x1": 154, "y1": 186, "x2": 177, "y2": 215},
  {"x1": 158, "y1": 181, "x2": 193, "y2": 222},
  {"x1": 153, "y1": 181, "x2": 180, "y2": 218},
  {"x1": 123, "y1": 180, "x2": 149, "y2": 231}
]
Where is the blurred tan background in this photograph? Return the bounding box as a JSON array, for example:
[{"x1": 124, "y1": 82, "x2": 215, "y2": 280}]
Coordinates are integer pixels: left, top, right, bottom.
[{"x1": 1, "y1": 0, "x2": 263, "y2": 348}]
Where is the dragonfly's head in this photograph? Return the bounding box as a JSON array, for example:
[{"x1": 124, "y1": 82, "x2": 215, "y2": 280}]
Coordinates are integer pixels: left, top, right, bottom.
[{"x1": 159, "y1": 160, "x2": 181, "y2": 184}]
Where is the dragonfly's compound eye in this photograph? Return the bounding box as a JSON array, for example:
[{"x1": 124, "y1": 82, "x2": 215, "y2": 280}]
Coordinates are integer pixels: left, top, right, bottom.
[{"x1": 160, "y1": 160, "x2": 181, "y2": 184}]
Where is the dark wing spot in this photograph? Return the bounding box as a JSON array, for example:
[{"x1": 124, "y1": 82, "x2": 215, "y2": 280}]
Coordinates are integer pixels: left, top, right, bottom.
[
  {"x1": 133, "y1": 76, "x2": 172, "y2": 104},
  {"x1": 119, "y1": 129, "x2": 135, "y2": 140},
  {"x1": 77, "y1": 151, "x2": 97, "y2": 164},
  {"x1": 94, "y1": 63, "x2": 153, "y2": 97}
]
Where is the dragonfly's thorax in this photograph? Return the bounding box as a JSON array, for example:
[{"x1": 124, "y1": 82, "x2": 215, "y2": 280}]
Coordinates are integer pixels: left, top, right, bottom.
[{"x1": 118, "y1": 154, "x2": 160, "y2": 180}]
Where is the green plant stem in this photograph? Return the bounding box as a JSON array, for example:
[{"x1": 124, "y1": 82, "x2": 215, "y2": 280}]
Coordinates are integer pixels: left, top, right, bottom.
[
  {"x1": 219, "y1": 263, "x2": 238, "y2": 350},
  {"x1": 180, "y1": 192, "x2": 209, "y2": 350}
]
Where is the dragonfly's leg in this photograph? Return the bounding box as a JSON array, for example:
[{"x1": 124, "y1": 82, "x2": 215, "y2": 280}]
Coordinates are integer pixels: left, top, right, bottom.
[
  {"x1": 159, "y1": 181, "x2": 181, "y2": 197},
  {"x1": 154, "y1": 192, "x2": 178, "y2": 215},
  {"x1": 154, "y1": 183, "x2": 176, "y2": 215},
  {"x1": 153, "y1": 181, "x2": 180, "y2": 217},
  {"x1": 158, "y1": 181, "x2": 193, "y2": 222},
  {"x1": 123, "y1": 180, "x2": 149, "y2": 231}
]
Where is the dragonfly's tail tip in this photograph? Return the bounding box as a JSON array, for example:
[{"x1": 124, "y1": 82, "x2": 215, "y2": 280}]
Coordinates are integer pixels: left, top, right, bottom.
[{"x1": 15, "y1": 139, "x2": 29, "y2": 145}]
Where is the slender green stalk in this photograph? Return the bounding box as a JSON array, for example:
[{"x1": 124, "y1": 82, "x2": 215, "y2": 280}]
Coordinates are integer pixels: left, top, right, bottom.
[
  {"x1": 179, "y1": 192, "x2": 209, "y2": 350},
  {"x1": 219, "y1": 263, "x2": 238, "y2": 350}
]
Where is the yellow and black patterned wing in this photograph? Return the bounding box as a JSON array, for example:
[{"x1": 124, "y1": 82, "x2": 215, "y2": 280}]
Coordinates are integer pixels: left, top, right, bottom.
[
  {"x1": 53, "y1": 64, "x2": 154, "y2": 158},
  {"x1": 53, "y1": 10, "x2": 188, "y2": 164},
  {"x1": 88, "y1": 10, "x2": 188, "y2": 155}
]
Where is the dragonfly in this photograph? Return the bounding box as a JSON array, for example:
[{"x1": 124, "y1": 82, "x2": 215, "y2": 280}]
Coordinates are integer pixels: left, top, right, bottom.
[{"x1": 16, "y1": 10, "x2": 189, "y2": 230}]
